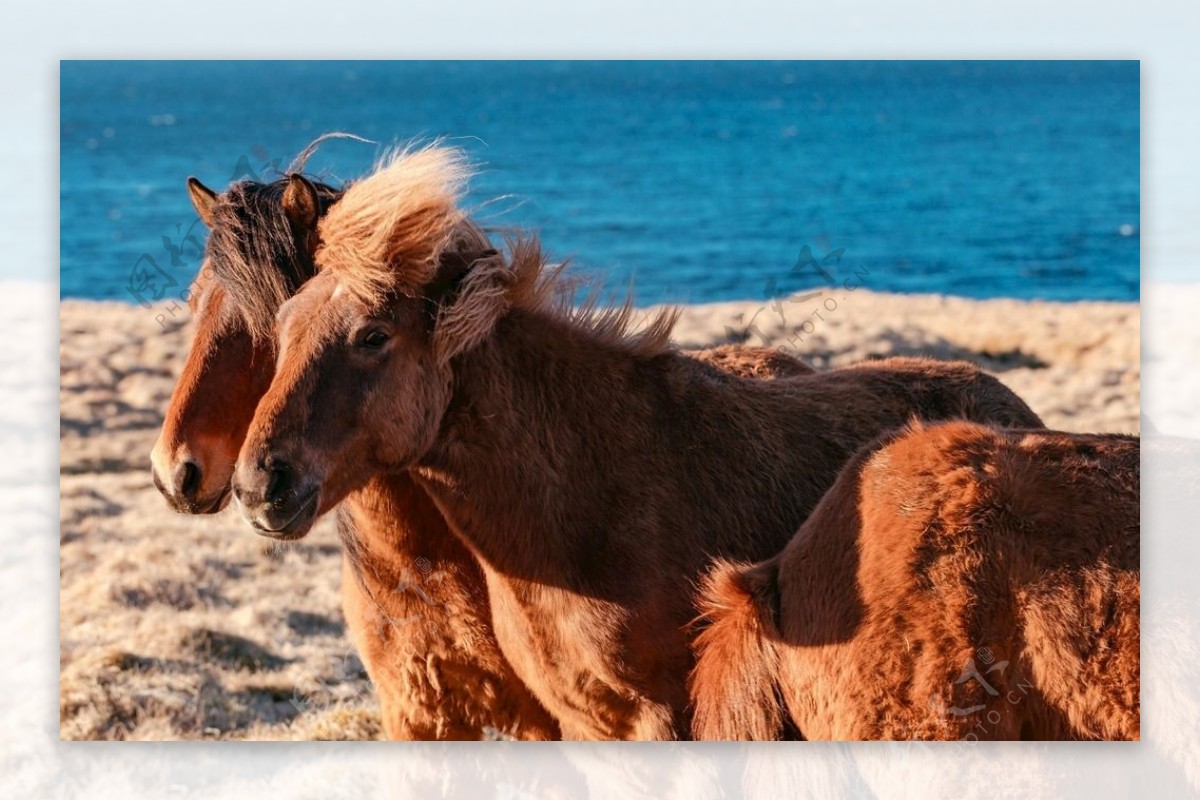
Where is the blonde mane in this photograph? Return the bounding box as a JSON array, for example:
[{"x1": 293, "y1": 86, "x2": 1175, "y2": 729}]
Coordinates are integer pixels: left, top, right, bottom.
[
  {"x1": 317, "y1": 144, "x2": 680, "y2": 364},
  {"x1": 435, "y1": 234, "x2": 680, "y2": 364},
  {"x1": 317, "y1": 144, "x2": 472, "y2": 305}
]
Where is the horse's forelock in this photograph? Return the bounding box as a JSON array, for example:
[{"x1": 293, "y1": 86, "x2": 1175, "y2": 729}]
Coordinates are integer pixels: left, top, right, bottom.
[
  {"x1": 205, "y1": 177, "x2": 341, "y2": 343},
  {"x1": 316, "y1": 145, "x2": 472, "y2": 308}
]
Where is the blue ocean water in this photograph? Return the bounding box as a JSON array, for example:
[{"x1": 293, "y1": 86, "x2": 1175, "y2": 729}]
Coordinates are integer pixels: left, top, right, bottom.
[{"x1": 60, "y1": 61, "x2": 1139, "y2": 305}]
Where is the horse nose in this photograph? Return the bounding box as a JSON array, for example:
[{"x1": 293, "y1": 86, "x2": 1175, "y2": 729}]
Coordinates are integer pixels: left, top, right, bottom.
[{"x1": 233, "y1": 452, "x2": 320, "y2": 538}]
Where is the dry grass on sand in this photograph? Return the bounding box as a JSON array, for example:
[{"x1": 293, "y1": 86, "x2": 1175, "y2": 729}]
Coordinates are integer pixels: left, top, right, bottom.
[{"x1": 59, "y1": 290, "x2": 1139, "y2": 740}]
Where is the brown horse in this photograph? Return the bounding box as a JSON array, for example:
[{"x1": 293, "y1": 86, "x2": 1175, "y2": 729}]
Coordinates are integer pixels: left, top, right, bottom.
[
  {"x1": 149, "y1": 174, "x2": 339, "y2": 512},
  {"x1": 233, "y1": 146, "x2": 1045, "y2": 739},
  {"x1": 151, "y1": 157, "x2": 813, "y2": 739},
  {"x1": 150, "y1": 167, "x2": 560, "y2": 739},
  {"x1": 690, "y1": 420, "x2": 1140, "y2": 741}
]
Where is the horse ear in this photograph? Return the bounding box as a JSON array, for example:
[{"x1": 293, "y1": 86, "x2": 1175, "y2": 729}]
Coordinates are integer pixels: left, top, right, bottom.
[
  {"x1": 282, "y1": 174, "x2": 320, "y2": 231},
  {"x1": 426, "y1": 248, "x2": 497, "y2": 309},
  {"x1": 431, "y1": 249, "x2": 507, "y2": 364},
  {"x1": 186, "y1": 177, "x2": 218, "y2": 228}
]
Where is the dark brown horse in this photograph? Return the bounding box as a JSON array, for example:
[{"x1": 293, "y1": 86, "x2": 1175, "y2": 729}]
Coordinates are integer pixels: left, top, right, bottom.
[
  {"x1": 690, "y1": 421, "x2": 1140, "y2": 741},
  {"x1": 233, "y1": 146, "x2": 1045, "y2": 739},
  {"x1": 152, "y1": 158, "x2": 813, "y2": 739}
]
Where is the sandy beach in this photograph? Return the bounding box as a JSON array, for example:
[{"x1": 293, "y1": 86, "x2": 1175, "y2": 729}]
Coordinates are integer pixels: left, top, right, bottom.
[{"x1": 58, "y1": 290, "x2": 1140, "y2": 741}]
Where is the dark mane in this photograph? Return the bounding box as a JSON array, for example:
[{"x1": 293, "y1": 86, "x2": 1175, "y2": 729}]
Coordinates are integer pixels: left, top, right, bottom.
[{"x1": 206, "y1": 176, "x2": 342, "y2": 342}]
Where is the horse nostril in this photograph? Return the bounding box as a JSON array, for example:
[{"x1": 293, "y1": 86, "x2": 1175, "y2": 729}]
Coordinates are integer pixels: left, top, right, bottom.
[
  {"x1": 176, "y1": 460, "x2": 202, "y2": 500},
  {"x1": 265, "y1": 462, "x2": 290, "y2": 506}
]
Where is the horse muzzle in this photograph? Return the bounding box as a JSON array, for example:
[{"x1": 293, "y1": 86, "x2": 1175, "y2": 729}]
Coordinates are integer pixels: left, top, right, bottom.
[{"x1": 231, "y1": 454, "x2": 321, "y2": 540}]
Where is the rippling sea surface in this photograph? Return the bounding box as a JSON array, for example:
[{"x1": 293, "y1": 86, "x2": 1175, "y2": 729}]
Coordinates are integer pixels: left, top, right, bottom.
[{"x1": 60, "y1": 61, "x2": 1138, "y2": 304}]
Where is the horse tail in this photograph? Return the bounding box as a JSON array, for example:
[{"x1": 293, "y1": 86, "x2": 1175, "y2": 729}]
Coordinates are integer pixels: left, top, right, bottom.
[{"x1": 690, "y1": 558, "x2": 786, "y2": 740}]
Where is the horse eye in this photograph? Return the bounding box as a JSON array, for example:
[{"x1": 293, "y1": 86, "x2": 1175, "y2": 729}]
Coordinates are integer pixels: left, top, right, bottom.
[{"x1": 359, "y1": 329, "x2": 391, "y2": 350}]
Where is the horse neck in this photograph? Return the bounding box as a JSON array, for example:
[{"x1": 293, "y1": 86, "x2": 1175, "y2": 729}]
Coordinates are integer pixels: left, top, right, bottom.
[
  {"x1": 416, "y1": 308, "x2": 686, "y2": 581},
  {"x1": 340, "y1": 472, "x2": 482, "y2": 600}
]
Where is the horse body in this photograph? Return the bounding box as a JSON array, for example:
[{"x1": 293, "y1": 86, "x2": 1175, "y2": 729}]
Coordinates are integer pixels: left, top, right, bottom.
[
  {"x1": 690, "y1": 421, "x2": 1139, "y2": 741},
  {"x1": 339, "y1": 344, "x2": 810, "y2": 740}
]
